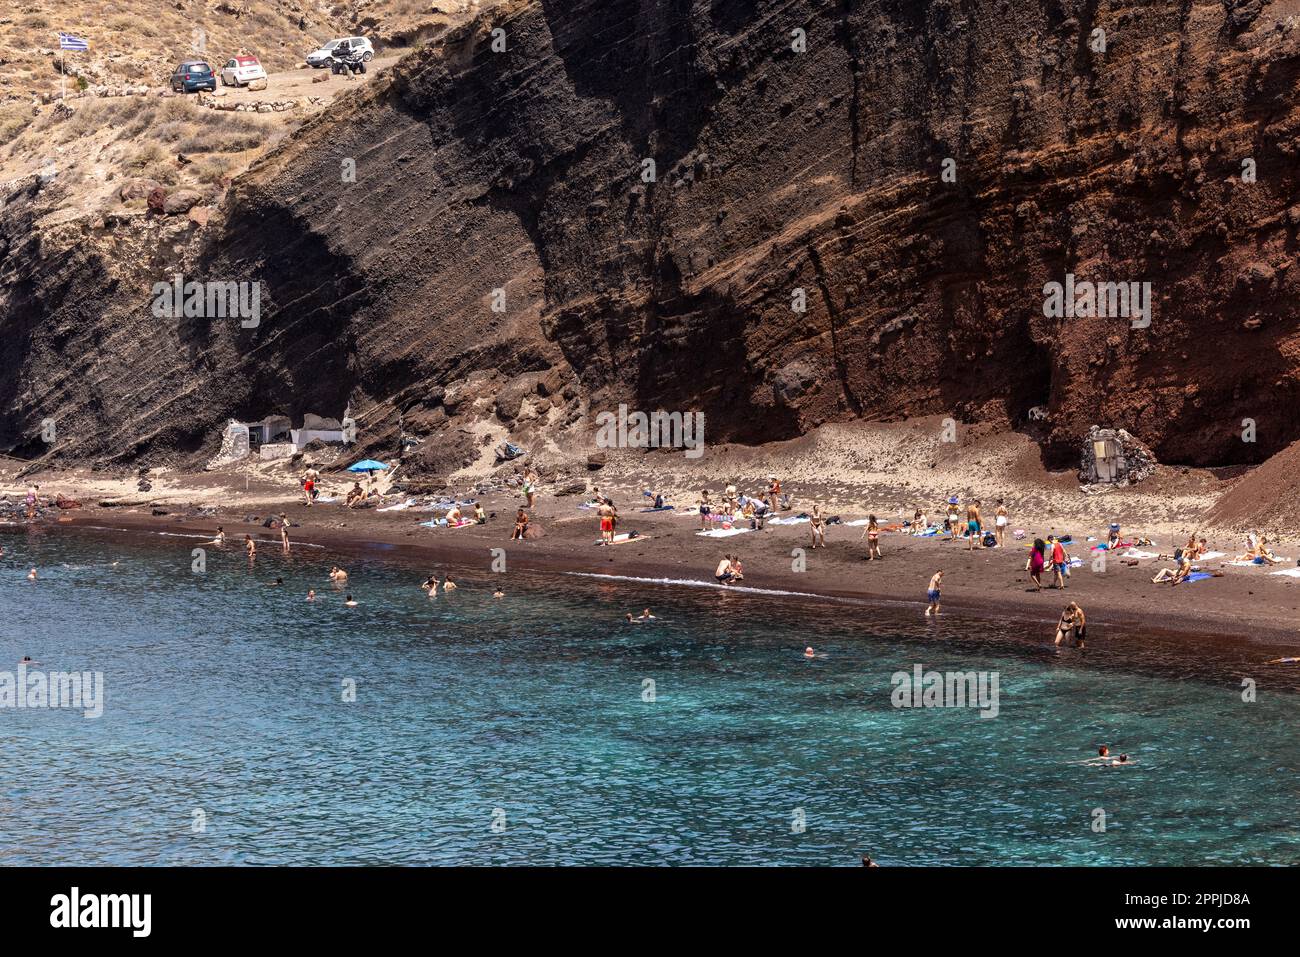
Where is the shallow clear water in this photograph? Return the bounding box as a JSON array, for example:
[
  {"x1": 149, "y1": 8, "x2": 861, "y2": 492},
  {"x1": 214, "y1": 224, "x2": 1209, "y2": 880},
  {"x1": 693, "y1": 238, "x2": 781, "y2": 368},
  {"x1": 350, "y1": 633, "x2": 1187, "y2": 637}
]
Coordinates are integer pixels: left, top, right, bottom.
[{"x1": 1, "y1": 524, "x2": 1297, "y2": 865}]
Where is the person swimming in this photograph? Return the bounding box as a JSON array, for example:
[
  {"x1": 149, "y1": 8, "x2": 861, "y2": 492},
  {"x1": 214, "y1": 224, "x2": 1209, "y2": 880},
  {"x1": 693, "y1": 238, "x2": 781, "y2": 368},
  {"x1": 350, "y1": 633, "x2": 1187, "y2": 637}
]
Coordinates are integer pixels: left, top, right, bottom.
[
  {"x1": 443, "y1": 579, "x2": 457, "y2": 592},
  {"x1": 804, "y1": 646, "x2": 815, "y2": 659},
  {"x1": 306, "y1": 589, "x2": 316, "y2": 601},
  {"x1": 329, "y1": 566, "x2": 348, "y2": 582},
  {"x1": 27, "y1": 568, "x2": 37, "y2": 580},
  {"x1": 493, "y1": 589, "x2": 505, "y2": 599},
  {"x1": 344, "y1": 594, "x2": 358, "y2": 607},
  {"x1": 269, "y1": 577, "x2": 284, "y2": 587},
  {"x1": 211, "y1": 526, "x2": 226, "y2": 546}
]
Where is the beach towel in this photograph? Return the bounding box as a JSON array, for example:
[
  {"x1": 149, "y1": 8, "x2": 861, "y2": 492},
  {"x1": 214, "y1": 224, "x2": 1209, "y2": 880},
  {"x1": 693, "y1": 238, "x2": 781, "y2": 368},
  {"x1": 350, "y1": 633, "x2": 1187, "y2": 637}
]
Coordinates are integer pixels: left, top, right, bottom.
[
  {"x1": 768, "y1": 516, "x2": 809, "y2": 525},
  {"x1": 1119, "y1": 549, "x2": 1159, "y2": 560},
  {"x1": 639, "y1": 506, "x2": 675, "y2": 512},
  {"x1": 1269, "y1": 567, "x2": 1300, "y2": 578},
  {"x1": 418, "y1": 520, "x2": 444, "y2": 528},
  {"x1": 594, "y1": 533, "x2": 650, "y2": 545},
  {"x1": 696, "y1": 527, "x2": 753, "y2": 538},
  {"x1": 1184, "y1": 572, "x2": 1214, "y2": 583},
  {"x1": 377, "y1": 500, "x2": 414, "y2": 512},
  {"x1": 1199, "y1": 551, "x2": 1226, "y2": 561},
  {"x1": 844, "y1": 519, "x2": 870, "y2": 527},
  {"x1": 315, "y1": 496, "x2": 338, "y2": 503}
]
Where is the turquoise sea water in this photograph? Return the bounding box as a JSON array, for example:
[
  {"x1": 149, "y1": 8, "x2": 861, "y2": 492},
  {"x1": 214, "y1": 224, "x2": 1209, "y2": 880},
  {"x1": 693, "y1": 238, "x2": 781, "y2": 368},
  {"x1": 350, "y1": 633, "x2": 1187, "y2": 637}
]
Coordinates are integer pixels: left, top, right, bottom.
[{"x1": 0, "y1": 524, "x2": 1296, "y2": 866}]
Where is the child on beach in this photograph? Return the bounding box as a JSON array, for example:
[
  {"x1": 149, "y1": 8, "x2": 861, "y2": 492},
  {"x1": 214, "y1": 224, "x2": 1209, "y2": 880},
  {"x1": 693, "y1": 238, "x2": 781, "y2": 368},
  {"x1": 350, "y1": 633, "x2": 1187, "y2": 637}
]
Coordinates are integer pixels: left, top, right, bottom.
[
  {"x1": 699, "y1": 490, "x2": 712, "y2": 531},
  {"x1": 925, "y1": 571, "x2": 942, "y2": 616}
]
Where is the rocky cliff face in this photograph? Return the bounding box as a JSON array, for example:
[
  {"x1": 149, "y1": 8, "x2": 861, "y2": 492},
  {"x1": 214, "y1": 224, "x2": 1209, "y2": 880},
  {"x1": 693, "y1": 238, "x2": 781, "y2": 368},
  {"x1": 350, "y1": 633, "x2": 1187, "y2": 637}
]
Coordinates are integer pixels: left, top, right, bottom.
[{"x1": 4, "y1": 0, "x2": 1300, "y2": 472}]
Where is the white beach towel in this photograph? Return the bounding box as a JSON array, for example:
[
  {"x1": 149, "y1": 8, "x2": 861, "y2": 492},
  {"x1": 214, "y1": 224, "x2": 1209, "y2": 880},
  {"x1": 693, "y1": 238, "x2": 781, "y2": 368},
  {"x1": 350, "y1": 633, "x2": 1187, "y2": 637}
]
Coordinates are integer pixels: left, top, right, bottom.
[
  {"x1": 1120, "y1": 549, "x2": 1159, "y2": 560},
  {"x1": 843, "y1": 519, "x2": 870, "y2": 526},
  {"x1": 1199, "y1": 551, "x2": 1226, "y2": 560},
  {"x1": 377, "y1": 500, "x2": 414, "y2": 512},
  {"x1": 697, "y1": 527, "x2": 753, "y2": 538},
  {"x1": 768, "y1": 516, "x2": 809, "y2": 525},
  {"x1": 1269, "y1": 567, "x2": 1300, "y2": 578}
]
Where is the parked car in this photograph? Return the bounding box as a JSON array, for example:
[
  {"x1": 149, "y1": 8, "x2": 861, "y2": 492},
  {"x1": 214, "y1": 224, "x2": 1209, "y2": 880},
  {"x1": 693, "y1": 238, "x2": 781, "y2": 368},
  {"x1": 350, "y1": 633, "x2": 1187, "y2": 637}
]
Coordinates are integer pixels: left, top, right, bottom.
[
  {"x1": 170, "y1": 60, "x2": 216, "y2": 93},
  {"x1": 219, "y1": 55, "x2": 267, "y2": 87},
  {"x1": 307, "y1": 37, "x2": 374, "y2": 68}
]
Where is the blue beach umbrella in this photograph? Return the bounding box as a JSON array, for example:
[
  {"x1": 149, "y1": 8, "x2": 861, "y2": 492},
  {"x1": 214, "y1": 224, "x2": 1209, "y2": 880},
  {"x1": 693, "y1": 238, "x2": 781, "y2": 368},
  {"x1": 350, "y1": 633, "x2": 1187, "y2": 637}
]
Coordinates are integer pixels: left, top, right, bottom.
[{"x1": 348, "y1": 459, "x2": 389, "y2": 473}]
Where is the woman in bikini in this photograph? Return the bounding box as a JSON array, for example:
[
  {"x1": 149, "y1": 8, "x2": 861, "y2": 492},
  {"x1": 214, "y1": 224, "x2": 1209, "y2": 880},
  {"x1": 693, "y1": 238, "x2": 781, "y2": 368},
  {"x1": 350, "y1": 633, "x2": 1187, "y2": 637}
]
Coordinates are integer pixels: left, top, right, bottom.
[
  {"x1": 810, "y1": 504, "x2": 826, "y2": 549},
  {"x1": 861, "y1": 515, "x2": 882, "y2": 560}
]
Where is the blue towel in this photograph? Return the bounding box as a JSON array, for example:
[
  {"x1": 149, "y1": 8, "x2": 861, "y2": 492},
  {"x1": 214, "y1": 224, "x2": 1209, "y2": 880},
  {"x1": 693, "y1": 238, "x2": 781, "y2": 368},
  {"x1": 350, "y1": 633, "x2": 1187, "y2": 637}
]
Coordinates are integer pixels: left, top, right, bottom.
[{"x1": 1185, "y1": 571, "x2": 1213, "y2": 582}]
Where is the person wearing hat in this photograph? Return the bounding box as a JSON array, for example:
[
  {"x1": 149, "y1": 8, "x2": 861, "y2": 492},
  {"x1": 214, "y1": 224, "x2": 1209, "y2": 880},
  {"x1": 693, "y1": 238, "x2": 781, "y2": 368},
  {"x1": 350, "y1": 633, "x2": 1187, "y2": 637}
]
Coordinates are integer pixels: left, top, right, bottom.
[{"x1": 767, "y1": 474, "x2": 781, "y2": 513}]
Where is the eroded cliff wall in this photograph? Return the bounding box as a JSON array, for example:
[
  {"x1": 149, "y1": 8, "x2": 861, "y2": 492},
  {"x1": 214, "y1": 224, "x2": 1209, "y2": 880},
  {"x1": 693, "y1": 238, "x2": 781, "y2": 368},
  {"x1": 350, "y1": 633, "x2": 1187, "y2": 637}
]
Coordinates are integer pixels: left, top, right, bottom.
[{"x1": 3, "y1": 0, "x2": 1300, "y2": 469}]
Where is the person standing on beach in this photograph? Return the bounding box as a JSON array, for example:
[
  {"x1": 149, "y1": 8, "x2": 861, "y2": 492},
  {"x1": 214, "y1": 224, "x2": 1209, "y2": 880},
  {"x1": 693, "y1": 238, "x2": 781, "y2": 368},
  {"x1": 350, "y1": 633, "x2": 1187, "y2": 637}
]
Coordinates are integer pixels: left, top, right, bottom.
[
  {"x1": 25, "y1": 484, "x2": 38, "y2": 520},
  {"x1": 994, "y1": 500, "x2": 1008, "y2": 547},
  {"x1": 698, "y1": 490, "x2": 712, "y2": 531},
  {"x1": 925, "y1": 571, "x2": 943, "y2": 616},
  {"x1": 598, "y1": 501, "x2": 617, "y2": 545},
  {"x1": 1049, "y1": 535, "x2": 1067, "y2": 589},
  {"x1": 945, "y1": 498, "x2": 959, "y2": 540},
  {"x1": 966, "y1": 500, "x2": 982, "y2": 551},
  {"x1": 1027, "y1": 539, "x2": 1045, "y2": 590},
  {"x1": 522, "y1": 469, "x2": 538, "y2": 508},
  {"x1": 279, "y1": 514, "x2": 291, "y2": 554},
  {"x1": 767, "y1": 475, "x2": 781, "y2": 513},
  {"x1": 861, "y1": 515, "x2": 882, "y2": 560},
  {"x1": 810, "y1": 504, "x2": 826, "y2": 549}
]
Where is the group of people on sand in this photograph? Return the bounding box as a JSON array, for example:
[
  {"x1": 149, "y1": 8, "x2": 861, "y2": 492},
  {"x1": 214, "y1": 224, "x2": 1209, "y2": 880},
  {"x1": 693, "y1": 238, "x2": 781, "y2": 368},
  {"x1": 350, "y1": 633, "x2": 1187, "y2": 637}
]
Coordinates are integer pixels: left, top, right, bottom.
[{"x1": 714, "y1": 554, "x2": 745, "y2": 585}]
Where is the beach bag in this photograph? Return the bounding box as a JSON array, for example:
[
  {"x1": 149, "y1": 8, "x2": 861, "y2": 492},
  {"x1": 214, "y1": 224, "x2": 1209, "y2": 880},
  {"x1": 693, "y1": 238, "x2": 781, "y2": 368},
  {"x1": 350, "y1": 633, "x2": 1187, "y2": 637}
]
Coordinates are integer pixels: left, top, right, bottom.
[{"x1": 982, "y1": 532, "x2": 996, "y2": 548}]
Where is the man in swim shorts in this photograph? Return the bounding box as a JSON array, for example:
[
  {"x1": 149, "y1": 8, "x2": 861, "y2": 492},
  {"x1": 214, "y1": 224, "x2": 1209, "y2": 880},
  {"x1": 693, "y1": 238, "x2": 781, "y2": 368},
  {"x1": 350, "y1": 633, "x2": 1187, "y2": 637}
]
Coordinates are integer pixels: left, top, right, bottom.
[
  {"x1": 966, "y1": 500, "x2": 982, "y2": 551},
  {"x1": 925, "y1": 570, "x2": 942, "y2": 616},
  {"x1": 597, "y1": 501, "x2": 616, "y2": 544},
  {"x1": 715, "y1": 556, "x2": 735, "y2": 585}
]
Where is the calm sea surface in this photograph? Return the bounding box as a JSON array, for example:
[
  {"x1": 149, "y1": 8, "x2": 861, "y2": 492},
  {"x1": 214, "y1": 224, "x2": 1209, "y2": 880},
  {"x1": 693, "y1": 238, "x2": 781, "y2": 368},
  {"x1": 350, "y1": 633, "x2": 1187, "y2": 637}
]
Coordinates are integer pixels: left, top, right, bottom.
[{"x1": 1, "y1": 524, "x2": 1296, "y2": 865}]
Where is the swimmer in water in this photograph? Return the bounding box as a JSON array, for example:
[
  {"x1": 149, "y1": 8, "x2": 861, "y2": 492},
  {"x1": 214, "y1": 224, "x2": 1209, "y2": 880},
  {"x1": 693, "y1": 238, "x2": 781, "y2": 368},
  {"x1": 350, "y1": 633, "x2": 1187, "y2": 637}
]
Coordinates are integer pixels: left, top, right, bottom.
[
  {"x1": 493, "y1": 589, "x2": 505, "y2": 599},
  {"x1": 637, "y1": 609, "x2": 655, "y2": 621},
  {"x1": 1266, "y1": 656, "x2": 1300, "y2": 664},
  {"x1": 306, "y1": 589, "x2": 316, "y2": 601},
  {"x1": 211, "y1": 526, "x2": 226, "y2": 546},
  {"x1": 269, "y1": 577, "x2": 284, "y2": 586},
  {"x1": 804, "y1": 646, "x2": 816, "y2": 659},
  {"x1": 329, "y1": 566, "x2": 348, "y2": 582},
  {"x1": 443, "y1": 578, "x2": 457, "y2": 592},
  {"x1": 27, "y1": 568, "x2": 37, "y2": 580},
  {"x1": 244, "y1": 535, "x2": 256, "y2": 558},
  {"x1": 344, "y1": 594, "x2": 358, "y2": 607}
]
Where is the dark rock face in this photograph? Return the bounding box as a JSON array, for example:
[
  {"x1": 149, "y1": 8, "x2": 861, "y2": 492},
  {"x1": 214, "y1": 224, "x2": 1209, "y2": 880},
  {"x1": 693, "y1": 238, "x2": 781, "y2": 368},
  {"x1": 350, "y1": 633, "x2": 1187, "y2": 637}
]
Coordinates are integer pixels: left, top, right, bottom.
[{"x1": 4, "y1": 0, "x2": 1300, "y2": 469}]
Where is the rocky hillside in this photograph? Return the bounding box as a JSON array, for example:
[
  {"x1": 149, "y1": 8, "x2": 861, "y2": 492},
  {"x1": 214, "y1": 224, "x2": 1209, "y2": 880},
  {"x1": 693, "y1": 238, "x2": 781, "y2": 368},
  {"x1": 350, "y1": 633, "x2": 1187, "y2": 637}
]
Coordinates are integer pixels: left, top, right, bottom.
[{"x1": 4, "y1": 0, "x2": 1300, "y2": 475}]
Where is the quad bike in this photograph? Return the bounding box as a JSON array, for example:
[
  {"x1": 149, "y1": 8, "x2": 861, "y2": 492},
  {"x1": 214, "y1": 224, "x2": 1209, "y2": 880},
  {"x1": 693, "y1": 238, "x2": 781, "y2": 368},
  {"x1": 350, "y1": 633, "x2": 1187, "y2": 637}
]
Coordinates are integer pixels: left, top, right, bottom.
[{"x1": 330, "y1": 48, "x2": 367, "y2": 76}]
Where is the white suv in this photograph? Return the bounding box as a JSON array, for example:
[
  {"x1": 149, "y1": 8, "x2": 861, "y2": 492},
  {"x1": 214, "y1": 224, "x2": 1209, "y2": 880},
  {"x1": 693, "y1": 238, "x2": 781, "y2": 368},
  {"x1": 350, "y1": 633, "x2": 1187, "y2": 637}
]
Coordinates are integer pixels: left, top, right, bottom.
[{"x1": 307, "y1": 37, "x2": 374, "y2": 68}]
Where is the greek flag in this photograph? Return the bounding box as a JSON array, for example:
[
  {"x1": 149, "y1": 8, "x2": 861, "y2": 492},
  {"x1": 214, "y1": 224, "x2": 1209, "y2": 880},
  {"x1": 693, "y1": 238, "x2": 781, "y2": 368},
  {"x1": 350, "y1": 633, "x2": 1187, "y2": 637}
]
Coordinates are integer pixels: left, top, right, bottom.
[{"x1": 58, "y1": 33, "x2": 89, "y2": 51}]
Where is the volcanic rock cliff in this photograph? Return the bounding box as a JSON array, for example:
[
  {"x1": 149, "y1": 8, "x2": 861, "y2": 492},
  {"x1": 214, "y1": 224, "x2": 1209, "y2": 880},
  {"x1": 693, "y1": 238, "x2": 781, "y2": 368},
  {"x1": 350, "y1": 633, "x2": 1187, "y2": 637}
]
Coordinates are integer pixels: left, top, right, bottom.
[{"x1": 4, "y1": 0, "x2": 1300, "y2": 472}]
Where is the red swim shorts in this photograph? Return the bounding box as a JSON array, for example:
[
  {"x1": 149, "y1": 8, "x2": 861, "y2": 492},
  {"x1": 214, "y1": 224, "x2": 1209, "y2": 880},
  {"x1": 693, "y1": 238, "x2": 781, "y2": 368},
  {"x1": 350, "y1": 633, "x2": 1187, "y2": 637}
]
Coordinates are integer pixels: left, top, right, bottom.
[{"x1": 600, "y1": 518, "x2": 614, "y2": 532}]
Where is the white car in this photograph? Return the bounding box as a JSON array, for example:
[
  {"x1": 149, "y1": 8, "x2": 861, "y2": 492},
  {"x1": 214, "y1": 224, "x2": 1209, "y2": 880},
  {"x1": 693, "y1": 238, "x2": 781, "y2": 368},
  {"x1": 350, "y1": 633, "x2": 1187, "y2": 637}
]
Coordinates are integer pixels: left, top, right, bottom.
[
  {"x1": 306, "y1": 37, "x2": 374, "y2": 68},
  {"x1": 219, "y1": 55, "x2": 267, "y2": 86}
]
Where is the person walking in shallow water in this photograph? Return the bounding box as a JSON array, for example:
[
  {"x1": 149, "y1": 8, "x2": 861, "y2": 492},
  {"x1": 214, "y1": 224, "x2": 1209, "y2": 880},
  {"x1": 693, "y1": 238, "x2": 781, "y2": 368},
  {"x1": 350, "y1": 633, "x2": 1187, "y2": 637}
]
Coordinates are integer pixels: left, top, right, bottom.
[{"x1": 925, "y1": 571, "x2": 943, "y2": 616}]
